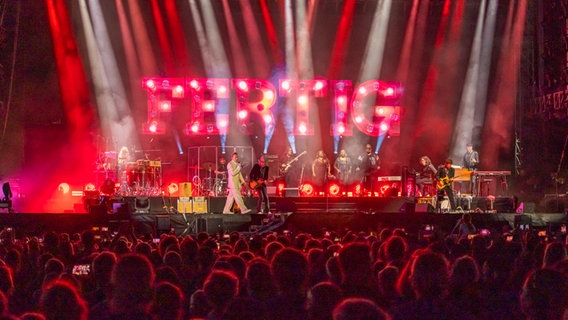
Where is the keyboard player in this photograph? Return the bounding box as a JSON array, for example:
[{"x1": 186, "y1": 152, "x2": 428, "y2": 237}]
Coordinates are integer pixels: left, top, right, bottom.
[{"x1": 416, "y1": 156, "x2": 437, "y2": 196}]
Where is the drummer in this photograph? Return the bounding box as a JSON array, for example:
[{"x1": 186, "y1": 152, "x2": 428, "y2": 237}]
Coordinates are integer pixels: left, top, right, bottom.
[
  {"x1": 215, "y1": 156, "x2": 228, "y2": 181},
  {"x1": 117, "y1": 146, "x2": 135, "y2": 191},
  {"x1": 117, "y1": 146, "x2": 132, "y2": 171}
]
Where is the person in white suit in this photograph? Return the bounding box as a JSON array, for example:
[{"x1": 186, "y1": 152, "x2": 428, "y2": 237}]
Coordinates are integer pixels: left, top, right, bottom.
[{"x1": 222, "y1": 153, "x2": 251, "y2": 214}]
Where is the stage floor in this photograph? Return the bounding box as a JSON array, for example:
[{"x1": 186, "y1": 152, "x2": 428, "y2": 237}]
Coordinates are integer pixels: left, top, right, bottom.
[{"x1": 0, "y1": 195, "x2": 567, "y2": 237}]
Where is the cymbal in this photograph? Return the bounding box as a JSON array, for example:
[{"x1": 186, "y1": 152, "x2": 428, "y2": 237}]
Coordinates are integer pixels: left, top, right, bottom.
[
  {"x1": 188, "y1": 165, "x2": 203, "y2": 170},
  {"x1": 202, "y1": 162, "x2": 215, "y2": 169}
]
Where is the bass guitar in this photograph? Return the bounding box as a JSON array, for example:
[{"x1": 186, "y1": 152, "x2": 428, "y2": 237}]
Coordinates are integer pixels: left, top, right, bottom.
[
  {"x1": 280, "y1": 151, "x2": 307, "y2": 175},
  {"x1": 249, "y1": 179, "x2": 265, "y2": 190}
]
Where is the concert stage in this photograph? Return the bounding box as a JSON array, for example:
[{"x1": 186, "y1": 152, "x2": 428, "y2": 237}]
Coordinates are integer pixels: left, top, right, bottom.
[{"x1": 1, "y1": 195, "x2": 567, "y2": 238}]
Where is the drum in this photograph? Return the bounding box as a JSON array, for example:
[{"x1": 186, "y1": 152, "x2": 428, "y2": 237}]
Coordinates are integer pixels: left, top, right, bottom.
[
  {"x1": 126, "y1": 162, "x2": 138, "y2": 186},
  {"x1": 203, "y1": 177, "x2": 215, "y2": 192},
  {"x1": 216, "y1": 172, "x2": 227, "y2": 181},
  {"x1": 140, "y1": 165, "x2": 154, "y2": 186},
  {"x1": 136, "y1": 159, "x2": 150, "y2": 167},
  {"x1": 215, "y1": 179, "x2": 228, "y2": 196}
]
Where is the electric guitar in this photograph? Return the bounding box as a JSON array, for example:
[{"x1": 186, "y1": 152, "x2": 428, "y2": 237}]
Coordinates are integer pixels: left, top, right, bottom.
[
  {"x1": 249, "y1": 179, "x2": 265, "y2": 190},
  {"x1": 280, "y1": 151, "x2": 307, "y2": 175},
  {"x1": 436, "y1": 174, "x2": 466, "y2": 190},
  {"x1": 436, "y1": 176, "x2": 453, "y2": 190}
]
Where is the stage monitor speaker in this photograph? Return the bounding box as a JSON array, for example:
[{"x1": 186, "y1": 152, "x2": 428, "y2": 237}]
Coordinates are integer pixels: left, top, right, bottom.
[
  {"x1": 177, "y1": 197, "x2": 192, "y2": 214},
  {"x1": 267, "y1": 186, "x2": 277, "y2": 196},
  {"x1": 198, "y1": 217, "x2": 223, "y2": 234},
  {"x1": 403, "y1": 202, "x2": 434, "y2": 213},
  {"x1": 283, "y1": 187, "x2": 299, "y2": 197},
  {"x1": 415, "y1": 203, "x2": 434, "y2": 213},
  {"x1": 180, "y1": 182, "x2": 192, "y2": 197},
  {"x1": 193, "y1": 196, "x2": 208, "y2": 213}
]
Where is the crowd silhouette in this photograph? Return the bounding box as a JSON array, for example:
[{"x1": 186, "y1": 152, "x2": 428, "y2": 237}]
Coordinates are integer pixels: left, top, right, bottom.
[{"x1": 0, "y1": 216, "x2": 563, "y2": 319}]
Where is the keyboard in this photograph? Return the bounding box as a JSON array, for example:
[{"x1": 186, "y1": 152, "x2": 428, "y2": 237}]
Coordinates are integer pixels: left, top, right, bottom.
[
  {"x1": 474, "y1": 171, "x2": 512, "y2": 176},
  {"x1": 377, "y1": 176, "x2": 401, "y2": 182}
]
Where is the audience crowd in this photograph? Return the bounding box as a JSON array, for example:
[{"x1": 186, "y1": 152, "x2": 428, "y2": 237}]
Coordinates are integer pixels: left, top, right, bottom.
[{"x1": 0, "y1": 215, "x2": 564, "y2": 319}]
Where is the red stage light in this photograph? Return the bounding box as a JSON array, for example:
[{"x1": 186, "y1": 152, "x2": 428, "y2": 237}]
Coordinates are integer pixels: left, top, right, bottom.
[
  {"x1": 238, "y1": 110, "x2": 248, "y2": 119},
  {"x1": 281, "y1": 80, "x2": 290, "y2": 91},
  {"x1": 146, "y1": 79, "x2": 156, "y2": 90},
  {"x1": 58, "y1": 183, "x2": 70, "y2": 195},
  {"x1": 203, "y1": 101, "x2": 215, "y2": 112},
  {"x1": 190, "y1": 79, "x2": 199, "y2": 89},
  {"x1": 354, "y1": 183, "x2": 363, "y2": 196},
  {"x1": 190, "y1": 122, "x2": 200, "y2": 133},
  {"x1": 173, "y1": 85, "x2": 184, "y2": 98},
  {"x1": 298, "y1": 123, "x2": 308, "y2": 134},
  {"x1": 328, "y1": 183, "x2": 340, "y2": 196},
  {"x1": 160, "y1": 101, "x2": 172, "y2": 112},
  {"x1": 263, "y1": 89, "x2": 274, "y2": 100},
  {"x1": 148, "y1": 121, "x2": 158, "y2": 133},
  {"x1": 380, "y1": 122, "x2": 389, "y2": 132},
  {"x1": 263, "y1": 114, "x2": 273, "y2": 124},
  {"x1": 276, "y1": 181, "x2": 286, "y2": 197},
  {"x1": 238, "y1": 81, "x2": 248, "y2": 91},
  {"x1": 167, "y1": 182, "x2": 179, "y2": 195},
  {"x1": 300, "y1": 183, "x2": 315, "y2": 196}
]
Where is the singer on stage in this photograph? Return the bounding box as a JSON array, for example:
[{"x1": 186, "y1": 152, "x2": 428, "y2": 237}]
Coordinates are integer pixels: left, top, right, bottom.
[{"x1": 222, "y1": 153, "x2": 251, "y2": 214}]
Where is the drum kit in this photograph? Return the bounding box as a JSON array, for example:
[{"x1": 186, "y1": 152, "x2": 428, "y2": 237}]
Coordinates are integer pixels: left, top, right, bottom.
[
  {"x1": 95, "y1": 151, "x2": 163, "y2": 196},
  {"x1": 188, "y1": 163, "x2": 228, "y2": 196},
  {"x1": 188, "y1": 162, "x2": 228, "y2": 197}
]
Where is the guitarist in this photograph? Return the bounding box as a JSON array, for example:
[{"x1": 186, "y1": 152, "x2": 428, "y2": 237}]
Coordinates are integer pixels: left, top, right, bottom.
[
  {"x1": 435, "y1": 159, "x2": 457, "y2": 211},
  {"x1": 249, "y1": 154, "x2": 270, "y2": 214},
  {"x1": 279, "y1": 147, "x2": 304, "y2": 188}
]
